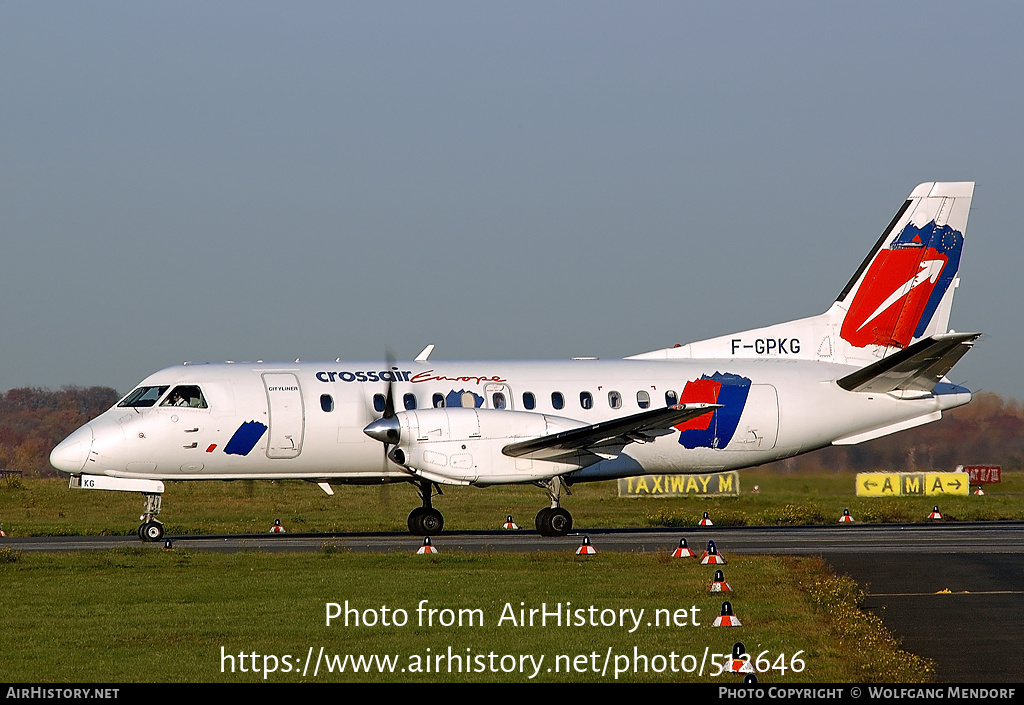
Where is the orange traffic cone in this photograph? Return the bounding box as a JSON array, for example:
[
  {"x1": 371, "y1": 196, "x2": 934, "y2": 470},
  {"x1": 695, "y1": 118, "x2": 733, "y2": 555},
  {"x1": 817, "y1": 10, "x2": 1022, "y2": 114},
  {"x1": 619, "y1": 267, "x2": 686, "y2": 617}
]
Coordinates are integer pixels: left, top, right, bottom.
[
  {"x1": 713, "y1": 601, "x2": 741, "y2": 627},
  {"x1": 700, "y1": 540, "x2": 727, "y2": 565},
  {"x1": 709, "y1": 569, "x2": 732, "y2": 593},
  {"x1": 671, "y1": 538, "x2": 696, "y2": 558}
]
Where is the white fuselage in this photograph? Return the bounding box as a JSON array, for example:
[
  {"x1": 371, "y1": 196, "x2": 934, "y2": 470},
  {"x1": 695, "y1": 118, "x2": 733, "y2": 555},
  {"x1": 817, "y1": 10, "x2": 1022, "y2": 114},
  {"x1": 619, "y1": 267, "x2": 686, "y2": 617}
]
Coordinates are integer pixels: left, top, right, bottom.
[{"x1": 51, "y1": 356, "x2": 970, "y2": 486}]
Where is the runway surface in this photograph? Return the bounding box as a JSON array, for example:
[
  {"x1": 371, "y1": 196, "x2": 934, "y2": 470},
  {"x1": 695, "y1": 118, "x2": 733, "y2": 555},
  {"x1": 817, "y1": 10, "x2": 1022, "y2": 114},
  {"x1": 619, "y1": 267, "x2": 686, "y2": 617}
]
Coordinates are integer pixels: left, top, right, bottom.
[{"x1": 5, "y1": 522, "x2": 1022, "y2": 682}]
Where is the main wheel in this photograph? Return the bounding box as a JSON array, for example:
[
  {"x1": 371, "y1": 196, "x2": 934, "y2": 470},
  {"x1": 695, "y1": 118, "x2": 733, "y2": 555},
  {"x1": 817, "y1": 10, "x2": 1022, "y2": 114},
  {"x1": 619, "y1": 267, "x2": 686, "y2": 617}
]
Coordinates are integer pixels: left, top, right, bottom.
[
  {"x1": 419, "y1": 508, "x2": 444, "y2": 535},
  {"x1": 408, "y1": 507, "x2": 428, "y2": 534},
  {"x1": 547, "y1": 508, "x2": 572, "y2": 536},
  {"x1": 140, "y1": 521, "x2": 164, "y2": 543},
  {"x1": 535, "y1": 507, "x2": 554, "y2": 532}
]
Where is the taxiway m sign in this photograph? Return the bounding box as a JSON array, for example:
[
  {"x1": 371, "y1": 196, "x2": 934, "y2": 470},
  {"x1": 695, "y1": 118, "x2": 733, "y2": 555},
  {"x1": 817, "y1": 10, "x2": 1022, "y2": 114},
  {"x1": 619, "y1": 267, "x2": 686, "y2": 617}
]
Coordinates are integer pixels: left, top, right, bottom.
[{"x1": 618, "y1": 472, "x2": 740, "y2": 497}]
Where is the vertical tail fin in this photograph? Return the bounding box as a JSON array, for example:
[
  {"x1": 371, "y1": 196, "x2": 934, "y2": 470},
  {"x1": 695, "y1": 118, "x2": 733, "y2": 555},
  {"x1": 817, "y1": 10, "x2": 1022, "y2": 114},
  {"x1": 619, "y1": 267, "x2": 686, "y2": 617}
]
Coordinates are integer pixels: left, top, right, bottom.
[
  {"x1": 835, "y1": 182, "x2": 973, "y2": 358},
  {"x1": 628, "y1": 182, "x2": 975, "y2": 367}
]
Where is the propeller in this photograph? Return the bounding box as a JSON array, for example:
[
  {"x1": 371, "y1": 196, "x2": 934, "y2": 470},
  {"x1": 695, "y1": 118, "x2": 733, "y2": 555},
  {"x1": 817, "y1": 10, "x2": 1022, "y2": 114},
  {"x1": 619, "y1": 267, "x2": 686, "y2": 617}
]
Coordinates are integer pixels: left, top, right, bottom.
[{"x1": 363, "y1": 350, "x2": 406, "y2": 466}]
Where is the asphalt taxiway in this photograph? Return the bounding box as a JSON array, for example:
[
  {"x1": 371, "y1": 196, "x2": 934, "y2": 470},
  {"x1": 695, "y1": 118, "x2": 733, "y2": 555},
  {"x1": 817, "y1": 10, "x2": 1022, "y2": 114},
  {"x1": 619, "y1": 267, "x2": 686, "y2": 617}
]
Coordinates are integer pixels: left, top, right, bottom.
[{"x1": 5, "y1": 522, "x2": 1022, "y2": 682}]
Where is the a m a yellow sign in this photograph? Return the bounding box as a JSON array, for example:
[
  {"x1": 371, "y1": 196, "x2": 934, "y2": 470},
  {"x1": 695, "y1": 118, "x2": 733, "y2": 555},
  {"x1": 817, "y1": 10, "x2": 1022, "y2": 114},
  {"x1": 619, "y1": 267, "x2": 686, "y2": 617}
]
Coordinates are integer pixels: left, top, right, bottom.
[{"x1": 618, "y1": 472, "x2": 740, "y2": 497}]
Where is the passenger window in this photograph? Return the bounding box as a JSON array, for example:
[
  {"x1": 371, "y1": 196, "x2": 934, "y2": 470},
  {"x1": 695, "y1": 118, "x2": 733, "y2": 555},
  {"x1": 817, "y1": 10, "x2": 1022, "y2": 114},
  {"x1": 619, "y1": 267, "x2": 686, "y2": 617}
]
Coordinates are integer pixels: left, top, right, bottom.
[
  {"x1": 373, "y1": 394, "x2": 386, "y2": 413},
  {"x1": 160, "y1": 385, "x2": 208, "y2": 409},
  {"x1": 432, "y1": 393, "x2": 445, "y2": 408},
  {"x1": 403, "y1": 393, "x2": 417, "y2": 410},
  {"x1": 320, "y1": 394, "x2": 334, "y2": 412},
  {"x1": 608, "y1": 391, "x2": 622, "y2": 409},
  {"x1": 523, "y1": 392, "x2": 536, "y2": 410},
  {"x1": 551, "y1": 392, "x2": 564, "y2": 410},
  {"x1": 637, "y1": 391, "x2": 651, "y2": 409},
  {"x1": 580, "y1": 391, "x2": 593, "y2": 409},
  {"x1": 492, "y1": 392, "x2": 507, "y2": 410},
  {"x1": 665, "y1": 390, "x2": 678, "y2": 406},
  {"x1": 119, "y1": 385, "x2": 169, "y2": 408}
]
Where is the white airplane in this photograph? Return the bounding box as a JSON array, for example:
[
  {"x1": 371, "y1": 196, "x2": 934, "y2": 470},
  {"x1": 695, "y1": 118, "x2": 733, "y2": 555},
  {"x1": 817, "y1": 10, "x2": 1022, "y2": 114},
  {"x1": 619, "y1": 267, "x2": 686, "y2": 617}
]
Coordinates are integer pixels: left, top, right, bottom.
[{"x1": 51, "y1": 182, "x2": 980, "y2": 541}]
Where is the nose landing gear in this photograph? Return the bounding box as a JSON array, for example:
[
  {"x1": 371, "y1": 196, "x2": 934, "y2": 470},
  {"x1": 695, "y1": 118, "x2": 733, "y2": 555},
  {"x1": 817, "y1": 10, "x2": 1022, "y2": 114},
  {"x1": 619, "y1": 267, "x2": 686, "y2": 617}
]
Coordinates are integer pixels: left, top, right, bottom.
[
  {"x1": 137, "y1": 492, "x2": 164, "y2": 542},
  {"x1": 408, "y1": 480, "x2": 444, "y2": 535}
]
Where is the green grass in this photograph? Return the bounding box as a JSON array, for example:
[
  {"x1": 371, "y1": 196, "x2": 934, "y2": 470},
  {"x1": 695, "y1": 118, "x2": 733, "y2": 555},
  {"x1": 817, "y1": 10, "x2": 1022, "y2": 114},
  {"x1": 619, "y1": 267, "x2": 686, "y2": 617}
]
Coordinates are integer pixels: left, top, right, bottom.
[
  {"x1": 0, "y1": 548, "x2": 929, "y2": 683},
  {"x1": 0, "y1": 470, "x2": 1020, "y2": 537}
]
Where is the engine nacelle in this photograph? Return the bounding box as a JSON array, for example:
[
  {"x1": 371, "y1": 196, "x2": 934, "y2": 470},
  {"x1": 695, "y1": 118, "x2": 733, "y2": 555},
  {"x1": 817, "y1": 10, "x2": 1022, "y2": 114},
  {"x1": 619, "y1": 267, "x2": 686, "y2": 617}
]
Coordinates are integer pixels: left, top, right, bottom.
[{"x1": 390, "y1": 408, "x2": 590, "y2": 484}]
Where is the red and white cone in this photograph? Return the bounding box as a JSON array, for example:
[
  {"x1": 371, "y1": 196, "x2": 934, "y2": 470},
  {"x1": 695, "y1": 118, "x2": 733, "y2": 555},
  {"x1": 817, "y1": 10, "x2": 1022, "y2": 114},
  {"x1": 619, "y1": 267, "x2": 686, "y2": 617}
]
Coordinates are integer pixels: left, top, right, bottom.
[
  {"x1": 699, "y1": 511, "x2": 714, "y2": 526},
  {"x1": 974, "y1": 487, "x2": 986, "y2": 495},
  {"x1": 713, "y1": 600, "x2": 741, "y2": 627},
  {"x1": 576, "y1": 536, "x2": 597, "y2": 556},
  {"x1": 671, "y1": 537, "x2": 696, "y2": 558},
  {"x1": 751, "y1": 485, "x2": 760, "y2": 494},
  {"x1": 728, "y1": 642, "x2": 754, "y2": 673},
  {"x1": 416, "y1": 537, "x2": 438, "y2": 554},
  {"x1": 700, "y1": 540, "x2": 727, "y2": 565},
  {"x1": 928, "y1": 505, "x2": 942, "y2": 520},
  {"x1": 709, "y1": 569, "x2": 732, "y2": 593},
  {"x1": 0, "y1": 524, "x2": 5, "y2": 537},
  {"x1": 839, "y1": 508, "x2": 854, "y2": 523},
  {"x1": 502, "y1": 515, "x2": 520, "y2": 530},
  {"x1": 270, "y1": 519, "x2": 286, "y2": 533}
]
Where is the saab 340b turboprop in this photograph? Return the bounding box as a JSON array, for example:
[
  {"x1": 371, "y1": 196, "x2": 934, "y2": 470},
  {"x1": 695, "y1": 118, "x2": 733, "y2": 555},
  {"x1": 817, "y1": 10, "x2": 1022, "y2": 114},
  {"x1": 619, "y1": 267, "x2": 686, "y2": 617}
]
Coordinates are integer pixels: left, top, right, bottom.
[{"x1": 51, "y1": 182, "x2": 981, "y2": 541}]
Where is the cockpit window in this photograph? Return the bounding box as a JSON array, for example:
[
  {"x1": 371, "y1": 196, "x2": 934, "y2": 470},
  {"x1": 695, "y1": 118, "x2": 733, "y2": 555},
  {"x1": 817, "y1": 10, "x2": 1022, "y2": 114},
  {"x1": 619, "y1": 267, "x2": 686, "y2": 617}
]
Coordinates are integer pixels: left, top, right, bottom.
[
  {"x1": 118, "y1": 386, "x2": 169, "y2": 408},
  {"x1": 159, "y1": 385, "x2": 208, "y2": 409}
]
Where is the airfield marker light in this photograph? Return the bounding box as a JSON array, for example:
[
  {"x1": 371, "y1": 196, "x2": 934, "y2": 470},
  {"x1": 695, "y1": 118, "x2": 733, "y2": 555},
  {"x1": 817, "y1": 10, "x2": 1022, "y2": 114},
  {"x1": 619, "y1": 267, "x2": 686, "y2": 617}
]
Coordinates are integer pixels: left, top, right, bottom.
[
  {"x1": 416, "y1": 537, "x2": 438, "y2": 554},
  {"x1": 728, "y1": 642, "x2": 753, "y2": 673},
  {"x1": 502, "y1": 515, "x2": 520, "y2": 530},
  {"x1": 744, "y1": 674, "x2": 759, "y2": 684},
  {"x1": 162, "y1": 539, "x2": 173, "y2": 551},
  {"x1": 671, "y1": 537, "x2": 696, "y2": 558},
  {"x1": 270, "y1": 519, "x2": 286, "y2": 534},
  {"x1": 839, "y1": 508, "x2": 854, "y2": 523},
  {"x1": 928, "y1": 506, "x2": 943, "y2": 520},
  {"x1": 974, "y1": 487, "x2": 986, "y2": 495},
  {"x1": 700, "y1": 540, "x2": 726, "y2": 565},
  {"x1": 709, "y1": 569, "x2": 732, "y2": 593},
  {"x1": 0, "y1": 523, "x2": 6, "y2": 537},
  {"x1": 713, "y1": 601, "x2": 741, "y2": 627},
  {"x1": 576, "y1": 536, "x2": 597, "y2": 556},
  {"x1": 699, "y1": 511, "x2": 714, "y2": 526}
]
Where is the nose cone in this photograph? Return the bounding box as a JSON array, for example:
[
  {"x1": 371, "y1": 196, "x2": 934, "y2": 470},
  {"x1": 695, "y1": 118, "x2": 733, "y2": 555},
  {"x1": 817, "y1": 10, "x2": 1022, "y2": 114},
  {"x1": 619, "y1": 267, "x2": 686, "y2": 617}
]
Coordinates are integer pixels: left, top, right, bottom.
[{"x1": 50, "y1": 424, "x2": 94, "y2": 474}]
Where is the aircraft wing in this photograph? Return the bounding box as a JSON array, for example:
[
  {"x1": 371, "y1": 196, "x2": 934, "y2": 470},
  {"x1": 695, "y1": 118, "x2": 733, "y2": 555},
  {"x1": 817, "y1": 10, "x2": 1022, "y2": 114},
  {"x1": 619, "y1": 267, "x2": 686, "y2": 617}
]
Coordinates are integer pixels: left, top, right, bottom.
[
  {"x1": 837, "y1": 332, "x2": 981, "y2": 394},
  {"x1": 501, "y1": 403, "x2": 720, "y2": 460}
]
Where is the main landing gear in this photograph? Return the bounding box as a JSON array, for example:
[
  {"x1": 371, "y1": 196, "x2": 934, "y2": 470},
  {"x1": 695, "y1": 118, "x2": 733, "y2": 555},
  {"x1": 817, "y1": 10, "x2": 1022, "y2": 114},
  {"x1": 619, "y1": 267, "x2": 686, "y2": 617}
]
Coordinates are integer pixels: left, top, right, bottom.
[
  {"x1": 408, "y1": 480, "x2": 444, "y2": 535},
  {"x1": 137, "y1": 492, "x2": 165, "y2": 542},
  {"x1": 535, "y1": 476, "x2": 573, "y2": 537}
]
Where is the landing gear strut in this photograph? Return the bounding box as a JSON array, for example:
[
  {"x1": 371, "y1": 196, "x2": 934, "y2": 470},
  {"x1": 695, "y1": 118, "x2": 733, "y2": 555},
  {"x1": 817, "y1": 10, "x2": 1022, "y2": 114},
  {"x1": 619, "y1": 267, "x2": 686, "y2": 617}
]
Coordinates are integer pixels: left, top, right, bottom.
[
  {"x1": 535, "y1": 477, "x2": 573, "y2": 536},
  {"x1": 137, "y1": 492, "x2": 164, "y2": 542},
  {"x1": 408, "y1": 480, "x2": 444, "y2": 535}
]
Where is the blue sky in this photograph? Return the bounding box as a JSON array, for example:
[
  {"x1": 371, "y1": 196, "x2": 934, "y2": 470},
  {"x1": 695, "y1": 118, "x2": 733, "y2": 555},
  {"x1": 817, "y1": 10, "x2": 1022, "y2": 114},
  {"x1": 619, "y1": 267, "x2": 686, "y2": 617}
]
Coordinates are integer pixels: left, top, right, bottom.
[{"x1": 1, "y1": 2, "x2": 1020, "y2": 397}]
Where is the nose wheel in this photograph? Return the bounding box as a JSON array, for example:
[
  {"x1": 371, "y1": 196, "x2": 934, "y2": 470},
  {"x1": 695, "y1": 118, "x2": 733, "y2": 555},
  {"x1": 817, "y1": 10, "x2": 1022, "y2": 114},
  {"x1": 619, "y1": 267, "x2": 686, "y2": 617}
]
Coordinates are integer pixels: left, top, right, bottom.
[
  {"x1": 137, "y1": 492, "x2": 165, "y2": 542},
  {"x1": 138, "y1": 520, "x2": 165, "y2": 542}
]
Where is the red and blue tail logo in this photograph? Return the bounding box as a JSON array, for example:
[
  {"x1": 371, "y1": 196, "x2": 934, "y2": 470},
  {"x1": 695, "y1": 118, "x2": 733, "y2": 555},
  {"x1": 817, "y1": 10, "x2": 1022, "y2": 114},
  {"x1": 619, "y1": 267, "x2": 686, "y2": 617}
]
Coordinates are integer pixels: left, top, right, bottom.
[
  {"x1": 840, "y1": 220, "x2": 963, "y2": 349},
  {"x1": 674, "y1": 372, "x2": 751, "y2": 449}
]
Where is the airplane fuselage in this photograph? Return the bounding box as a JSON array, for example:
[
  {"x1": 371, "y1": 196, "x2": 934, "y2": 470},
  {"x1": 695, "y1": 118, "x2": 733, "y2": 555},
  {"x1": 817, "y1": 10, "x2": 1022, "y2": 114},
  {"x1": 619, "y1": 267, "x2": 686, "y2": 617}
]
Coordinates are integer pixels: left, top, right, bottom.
[{"x1": 54, "y1": 356, "x2": 971, "y2": 486}]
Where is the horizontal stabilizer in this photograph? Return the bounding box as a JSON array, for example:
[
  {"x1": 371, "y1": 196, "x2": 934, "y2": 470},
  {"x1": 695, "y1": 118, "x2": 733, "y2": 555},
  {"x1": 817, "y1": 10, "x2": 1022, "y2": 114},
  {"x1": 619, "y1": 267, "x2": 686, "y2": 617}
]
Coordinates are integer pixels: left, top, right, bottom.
[
  {"x1": 837, "y1": 332, "x2": 980, "y2": 394},
  {"x1": 502, "y1": 403, "x2": 720, "y2": 460}
]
